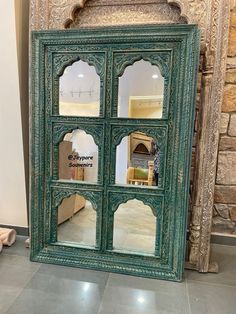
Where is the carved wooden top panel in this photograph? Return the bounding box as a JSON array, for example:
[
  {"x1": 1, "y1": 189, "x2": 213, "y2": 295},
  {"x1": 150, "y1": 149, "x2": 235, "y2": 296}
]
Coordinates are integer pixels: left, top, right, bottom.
[
  {"x1": 30, "y1": 0, "x2": 210, "y2": 44},
  {"x1": 70, "y1": 2, "x2": 186, "y2": 28}
]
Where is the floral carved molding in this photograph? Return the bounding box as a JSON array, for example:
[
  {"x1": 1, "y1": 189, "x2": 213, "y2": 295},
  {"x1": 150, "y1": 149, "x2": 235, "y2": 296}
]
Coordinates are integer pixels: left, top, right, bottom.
[
  {"x1": 31, "y1": 0, "x2": 209, "y2": 43},
  {"x1": 30, "y1": 0, "x2": 231, "y2": 272}
]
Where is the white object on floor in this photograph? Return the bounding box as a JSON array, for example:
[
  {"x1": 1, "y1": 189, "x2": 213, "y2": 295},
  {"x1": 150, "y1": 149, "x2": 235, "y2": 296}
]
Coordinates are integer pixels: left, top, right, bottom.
[
  {"x1": 25, "y1": 238, "x2": 30, "y2": 248},
  {"x1": 0, "y1": 240, "x2": 2, "y2": 253},
  {"x1": 0, "y1": 228, "x2": 17, "y2": 246}
]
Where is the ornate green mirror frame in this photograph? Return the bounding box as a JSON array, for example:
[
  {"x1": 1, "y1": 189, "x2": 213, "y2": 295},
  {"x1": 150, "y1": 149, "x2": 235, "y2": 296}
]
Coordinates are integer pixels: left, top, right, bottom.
[{"x1": 31, "y1": 24, "x2": 200, "y2": 281}]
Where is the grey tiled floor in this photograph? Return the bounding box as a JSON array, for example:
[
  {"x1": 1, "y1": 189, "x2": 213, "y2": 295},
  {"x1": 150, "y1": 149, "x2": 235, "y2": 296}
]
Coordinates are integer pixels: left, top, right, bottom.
[{"x1": 0, "y1": 237, "x2": 235, "y2": 314}]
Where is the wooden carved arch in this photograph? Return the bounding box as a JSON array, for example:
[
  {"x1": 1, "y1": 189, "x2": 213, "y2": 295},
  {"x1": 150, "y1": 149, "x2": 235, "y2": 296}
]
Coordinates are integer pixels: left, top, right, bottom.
[
  {"x1": 63, "y1": 0, "x2": 197, "y2": 29},
  {"x1": 31, "y1": 1, "x2": 207, "y2": 38},
  {"x1": 30, "y1": 0, "x2": 231, "y2": 273}
]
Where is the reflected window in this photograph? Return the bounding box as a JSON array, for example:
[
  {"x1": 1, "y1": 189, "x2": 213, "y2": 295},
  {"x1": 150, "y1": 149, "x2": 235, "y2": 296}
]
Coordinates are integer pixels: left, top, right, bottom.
[
  {"x1": 118, "y1": 60, "x2": 164, "y2": 118},
  {"x1": 116, "y1": 132, "x2": 160, "y2": 187},
  {"x1": 59, "y1": 60, "x2": 100, "y2": 116},
  {"x1": 58, "y1": 194, "x2": 96, "y2": 247},
  {"x1": 59, "y1": 129, "x2": 98, "y2": 183},
  {"x1": 113, "y1": 199, "x2": 156, "y2": 254}
]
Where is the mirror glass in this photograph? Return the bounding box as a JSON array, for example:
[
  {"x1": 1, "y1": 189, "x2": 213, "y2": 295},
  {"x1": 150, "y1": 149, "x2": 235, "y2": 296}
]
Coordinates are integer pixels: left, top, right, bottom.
[
  {"x1": 118, "y1": 60, "x2": 164, "y2": 118},
  {"x1": 58, "y1": 194, "x2": 96, "y2": 247},
  {"x1": 113, "y1": 199, "x2": 156, "y2": 254},
  {"x1": 116, "y1": 132, "x2": 160, "y2": 187},
  {"x1": 59, "y1": 129, "x2": 98, "y2": 183},
  {"x1": 59, "y1": 60, "x2": 100, "y2": 116}
]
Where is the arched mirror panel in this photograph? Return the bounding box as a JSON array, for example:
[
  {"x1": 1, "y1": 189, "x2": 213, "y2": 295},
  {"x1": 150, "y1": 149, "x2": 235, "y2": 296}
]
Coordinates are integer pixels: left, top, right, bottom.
[
  {"x1": 113, "y1": 199, "x2": 156, "y2": 255},
  {"x1": 118, "y1": 60, "x2": 164, "y2": 119},
  {"x1": 59, "y1": 60, "x2": 100, "y2": 117},
  {"x1": 116, "y1": 132, "x2": 161, "y2": 187},
  {"x1": 57, "y1": 194, "x2": 97, "y2": 247},
  {"x1": 58, "y1": 129, "x2": 98, "y2": 183}
]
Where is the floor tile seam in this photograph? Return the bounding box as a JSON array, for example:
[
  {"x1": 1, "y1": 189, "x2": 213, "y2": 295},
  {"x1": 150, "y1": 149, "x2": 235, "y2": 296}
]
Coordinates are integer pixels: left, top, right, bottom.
[
  {"x1": 1, "y1": 252, "x2": 29, "y2": 258},
  {"x1": 186, "y1": 278, "x2": 236, "y2": 289},
  {"x1": 185, "y1": 279, "x2": 192, "y2": 314},
  {"x1": 96, "y1": 273, "x2": 112, "y2": 314},
  {"x1": 4, "y1": 264, "x2": 41, "y2": 314},
  {"x1": 0, "y1": 264, "x2": 41, "y2": 274}
]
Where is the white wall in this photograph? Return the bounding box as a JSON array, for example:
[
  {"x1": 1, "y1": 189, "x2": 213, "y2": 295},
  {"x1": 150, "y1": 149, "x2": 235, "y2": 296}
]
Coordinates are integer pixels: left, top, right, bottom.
[
  {"x1": 0, "y1": 0, "x2": 28, "y2": 227},
  {"x1": 15, "y1": 0, "x2": 29, "y2": 205}
]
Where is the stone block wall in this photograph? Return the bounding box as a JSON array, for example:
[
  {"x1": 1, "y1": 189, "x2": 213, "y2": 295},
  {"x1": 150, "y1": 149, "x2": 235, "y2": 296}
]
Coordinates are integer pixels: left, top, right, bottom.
[{"x1": 213, "y1": 5, "x2": 236, "y2": 235}]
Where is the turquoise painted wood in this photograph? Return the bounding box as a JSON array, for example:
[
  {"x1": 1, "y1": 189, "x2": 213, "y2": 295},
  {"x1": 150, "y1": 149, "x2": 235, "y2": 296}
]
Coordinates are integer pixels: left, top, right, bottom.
[{"x1": 30, "y1": 24, "x2": 200, "y2": 281}]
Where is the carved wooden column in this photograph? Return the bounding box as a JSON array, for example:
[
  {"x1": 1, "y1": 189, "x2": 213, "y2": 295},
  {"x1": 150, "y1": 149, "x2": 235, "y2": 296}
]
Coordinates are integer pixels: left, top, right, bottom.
[{"x1": 189, "y1": 0, "x2": 231, "y2": 272}]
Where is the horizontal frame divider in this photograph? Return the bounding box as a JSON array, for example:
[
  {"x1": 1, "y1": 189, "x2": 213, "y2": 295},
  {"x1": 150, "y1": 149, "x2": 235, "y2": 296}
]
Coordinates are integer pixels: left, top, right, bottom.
[{"x1": 51, "y1": 180, "x2": 103, "y2": 191}]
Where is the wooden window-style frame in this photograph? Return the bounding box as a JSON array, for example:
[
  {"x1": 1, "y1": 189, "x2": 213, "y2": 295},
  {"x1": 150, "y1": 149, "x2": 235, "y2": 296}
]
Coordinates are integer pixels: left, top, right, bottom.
[{"x1": 31, "y1": 25, "x2": 199, "y2": 281}]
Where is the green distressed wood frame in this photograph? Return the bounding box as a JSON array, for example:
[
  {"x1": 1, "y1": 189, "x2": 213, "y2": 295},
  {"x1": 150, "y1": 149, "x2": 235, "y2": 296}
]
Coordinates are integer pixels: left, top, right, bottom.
[{"x1": 31, "y1": 24, "x2": 200, "y2": 282}]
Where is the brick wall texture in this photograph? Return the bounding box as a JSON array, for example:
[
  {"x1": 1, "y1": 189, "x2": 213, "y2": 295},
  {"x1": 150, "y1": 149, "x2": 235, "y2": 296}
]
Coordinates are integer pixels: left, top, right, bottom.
[{"x1": 213, "y1": 6, "x2": 236, "y2": 234}]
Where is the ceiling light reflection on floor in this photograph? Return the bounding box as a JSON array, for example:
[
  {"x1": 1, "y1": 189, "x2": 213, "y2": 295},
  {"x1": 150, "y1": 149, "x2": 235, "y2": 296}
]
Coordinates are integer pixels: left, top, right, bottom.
[
  {"x1": 83, "y1": 282, "x2": 90, "y2": 292},
  {"x1": 137, "y1": 296, "x2": 145, "y2": 304}
]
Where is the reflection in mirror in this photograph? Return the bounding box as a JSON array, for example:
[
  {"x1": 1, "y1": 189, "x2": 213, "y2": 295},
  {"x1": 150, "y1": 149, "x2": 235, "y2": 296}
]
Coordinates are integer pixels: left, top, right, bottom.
[
  {"x1": 113, "y1": 199, "x2": 156, "y2": 254},
  {"x1": 58, "y1": 194, "x2": 96, "y2": 246},
  {"x1": 116, "y1": 132, "x2": 160, "y2": 187},
  {"x1": 59, "y1": 60, "x2": 100, "y2": 116},
  {"x1": 59, "y1": 129, "x2": 98, "y2": 183},
  {"x1": 118, "y1": 60, "x2": 164, "y2": 118}
]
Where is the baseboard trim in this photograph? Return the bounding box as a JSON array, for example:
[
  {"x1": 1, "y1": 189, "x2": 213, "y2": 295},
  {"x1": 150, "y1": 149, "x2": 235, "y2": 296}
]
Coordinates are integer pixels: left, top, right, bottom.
[
  {"x1": 0, "y1": 224, "x2": 29, "y2": 236},
  {"x1": 211, "y1": 233, "x2": 236, "y2": 246}
]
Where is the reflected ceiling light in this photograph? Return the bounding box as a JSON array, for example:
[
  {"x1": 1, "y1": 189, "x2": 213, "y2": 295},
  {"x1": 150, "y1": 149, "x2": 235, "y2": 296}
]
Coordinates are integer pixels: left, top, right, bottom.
[
  {"x1": 137, "y1": 296, "x2": 145, "y2": 304},
  {"x1": 78, "y1": 74, "x2": 84, "y2": 78},
  {"x1": 83, "y1": 283, "x2": 90, "y2": 292},
  {"x1": 152, "y1": 74, "x2": 158, "y2": 79}
]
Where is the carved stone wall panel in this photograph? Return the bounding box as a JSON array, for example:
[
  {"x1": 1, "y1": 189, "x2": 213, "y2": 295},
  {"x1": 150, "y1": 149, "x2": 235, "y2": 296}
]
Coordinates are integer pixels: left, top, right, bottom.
[{"x1": 30, "y1": 0, "x2": 231, "y2": 273}]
